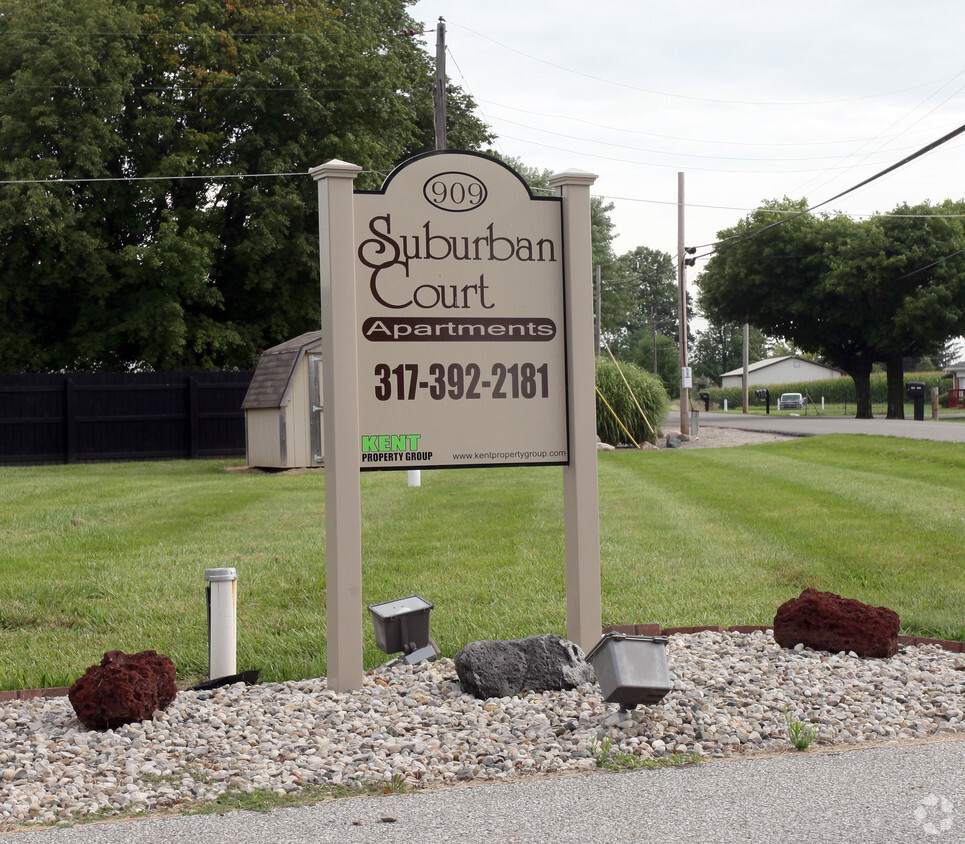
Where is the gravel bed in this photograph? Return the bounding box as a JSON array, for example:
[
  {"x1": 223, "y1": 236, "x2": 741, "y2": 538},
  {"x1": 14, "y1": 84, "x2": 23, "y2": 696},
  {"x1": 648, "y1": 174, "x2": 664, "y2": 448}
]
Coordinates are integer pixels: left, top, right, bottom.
[{"x1": 2, "y1": 629, "x2": 965, "y2": 829}]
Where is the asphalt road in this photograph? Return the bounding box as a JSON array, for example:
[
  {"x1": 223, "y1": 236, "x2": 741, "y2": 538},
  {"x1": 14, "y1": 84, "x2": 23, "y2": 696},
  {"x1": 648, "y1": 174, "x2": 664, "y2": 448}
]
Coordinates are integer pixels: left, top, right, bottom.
[
  {"x1": 6, "y1": 739, "x2": 965, "y2": 844},
  {"x1": 674, "y1": 410, "x2": 965, "y2": 444}
]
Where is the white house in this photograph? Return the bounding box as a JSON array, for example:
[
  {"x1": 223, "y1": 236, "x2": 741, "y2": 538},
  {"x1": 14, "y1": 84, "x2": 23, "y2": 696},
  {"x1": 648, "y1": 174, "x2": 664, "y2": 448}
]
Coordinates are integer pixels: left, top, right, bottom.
[
  {"x1": 945, "y1": 360, "x2": 965, "y2": 408},
  {"x1": 719, "y1": 355, "x2": 844, "y2": 389}
]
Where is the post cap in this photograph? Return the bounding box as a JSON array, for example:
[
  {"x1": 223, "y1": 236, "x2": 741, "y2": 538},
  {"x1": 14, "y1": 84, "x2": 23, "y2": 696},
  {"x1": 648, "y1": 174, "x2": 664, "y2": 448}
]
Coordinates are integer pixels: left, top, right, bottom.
[{"x1": 205, "y1": 567, "x2": 238, "y2": 582}]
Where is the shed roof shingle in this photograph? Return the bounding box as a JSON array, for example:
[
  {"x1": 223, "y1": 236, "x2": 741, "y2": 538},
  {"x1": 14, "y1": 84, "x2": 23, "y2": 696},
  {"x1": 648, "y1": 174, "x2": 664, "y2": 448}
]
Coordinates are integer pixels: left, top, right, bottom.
[{"x1": 241, "y1": 331, "x2": 324, "y2": 410}]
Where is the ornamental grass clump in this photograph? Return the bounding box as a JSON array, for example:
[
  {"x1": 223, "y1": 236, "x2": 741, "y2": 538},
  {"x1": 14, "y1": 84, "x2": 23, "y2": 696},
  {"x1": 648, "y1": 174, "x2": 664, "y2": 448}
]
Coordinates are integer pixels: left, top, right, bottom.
[{"x1": 595, "y1": 357, "x2": 669, "y2": 447}]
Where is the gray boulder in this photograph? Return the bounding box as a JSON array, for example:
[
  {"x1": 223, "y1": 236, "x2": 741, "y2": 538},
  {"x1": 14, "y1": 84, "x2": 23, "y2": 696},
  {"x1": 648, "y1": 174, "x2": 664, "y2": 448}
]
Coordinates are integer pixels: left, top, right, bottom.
[{"x1": 454, "y1": 634, "x2": 595, "y2": 699}]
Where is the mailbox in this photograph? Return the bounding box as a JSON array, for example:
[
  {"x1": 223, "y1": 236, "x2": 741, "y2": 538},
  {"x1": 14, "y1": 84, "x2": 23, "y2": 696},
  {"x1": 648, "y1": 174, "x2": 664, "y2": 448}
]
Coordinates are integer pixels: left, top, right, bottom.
[{"x1": 906, "y1": 381, "x2": 926, "y2": 421}]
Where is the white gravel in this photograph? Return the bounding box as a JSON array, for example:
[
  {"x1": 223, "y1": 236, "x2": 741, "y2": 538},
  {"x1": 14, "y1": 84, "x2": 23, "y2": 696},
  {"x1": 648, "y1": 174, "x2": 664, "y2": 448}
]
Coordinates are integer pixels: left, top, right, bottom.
[{"x1": 3, "y1": 629, "x2": 965, "y2": 830}]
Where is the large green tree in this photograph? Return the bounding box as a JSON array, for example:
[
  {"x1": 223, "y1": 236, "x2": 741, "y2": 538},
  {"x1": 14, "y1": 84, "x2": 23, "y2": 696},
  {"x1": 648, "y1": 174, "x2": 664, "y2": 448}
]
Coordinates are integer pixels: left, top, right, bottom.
[
  {"x1": 699, "y1": 198, "x2": 965, "y2": 418},
  {"x1": 690, "y1": 320, "x2": 769, "y2": 385},
  {"x1": 613, "y1": 246, "x2": 679, "y2": 338},
  {"x1": 823, "y1": 201, "x2": 965, "y2": 416},
  {"x1": 0, "y1": 0, "x2": 491, "y2": 371}
]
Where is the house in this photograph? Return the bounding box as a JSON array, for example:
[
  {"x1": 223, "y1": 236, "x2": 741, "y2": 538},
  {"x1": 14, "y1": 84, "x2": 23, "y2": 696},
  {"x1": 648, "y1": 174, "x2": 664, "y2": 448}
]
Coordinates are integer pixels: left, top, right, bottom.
[
  {"x1": 945, "y1": 360, "x2": 965, "y2": 408},
  {"x1": 719, "y1": 355, "x2": 844, "y2": 389}
]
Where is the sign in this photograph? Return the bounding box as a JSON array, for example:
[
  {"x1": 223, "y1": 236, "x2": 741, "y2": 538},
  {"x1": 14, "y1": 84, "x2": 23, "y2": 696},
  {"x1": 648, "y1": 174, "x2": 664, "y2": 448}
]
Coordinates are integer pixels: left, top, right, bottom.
[
  {"x1": 312, "y1": 156, "x2": 600, "y2": 691},
  {"x1": 354, "y1": 152, "x2": 568, "y2": 470},
  {"x1": 680, "y1": 366, "x2": 692, "y2": 389}
]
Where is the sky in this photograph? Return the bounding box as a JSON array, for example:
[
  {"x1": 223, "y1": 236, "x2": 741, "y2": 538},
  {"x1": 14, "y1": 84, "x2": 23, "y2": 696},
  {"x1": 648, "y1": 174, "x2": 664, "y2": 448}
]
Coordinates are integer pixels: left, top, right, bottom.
[{"x1": 406, "y1": 0, "x2": 965, "y2": 302}]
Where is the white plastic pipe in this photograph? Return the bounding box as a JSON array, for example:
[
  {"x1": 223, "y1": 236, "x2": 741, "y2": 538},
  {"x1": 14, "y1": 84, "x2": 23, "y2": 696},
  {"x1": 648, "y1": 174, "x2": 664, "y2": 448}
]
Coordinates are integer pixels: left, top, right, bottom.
[
  {"x1": 205, "y1": 568, "x2": 237, "y2": 680},
  {"x1": 407, "y1": 470, "x2": 421, "y2": 488},
  {"x1": 723, "y1": 399, "x2": 728, "y2": 412}
]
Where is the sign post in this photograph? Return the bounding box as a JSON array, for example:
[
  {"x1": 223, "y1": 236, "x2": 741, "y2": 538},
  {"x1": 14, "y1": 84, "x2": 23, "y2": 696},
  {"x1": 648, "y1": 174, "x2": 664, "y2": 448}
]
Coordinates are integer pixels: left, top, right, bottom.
[
  {"x1": 550, "y1": 168, "x2": 601, "y2": 651},
  {"x1": 311, "y1": 159, "x2": 364, "y2": 692}
]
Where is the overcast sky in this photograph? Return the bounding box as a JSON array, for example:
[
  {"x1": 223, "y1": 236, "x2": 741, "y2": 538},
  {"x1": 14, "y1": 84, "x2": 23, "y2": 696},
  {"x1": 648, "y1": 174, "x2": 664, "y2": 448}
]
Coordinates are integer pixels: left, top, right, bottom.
[{"x1": 407, "y1": 0, "x2": 965, "y2": 292}]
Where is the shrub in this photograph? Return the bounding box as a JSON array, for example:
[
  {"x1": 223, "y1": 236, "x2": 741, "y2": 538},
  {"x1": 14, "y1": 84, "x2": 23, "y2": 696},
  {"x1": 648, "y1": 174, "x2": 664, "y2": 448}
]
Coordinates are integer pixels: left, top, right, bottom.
[{"x1": 595, "y1": 357, "x2": 670, "y2": 446}]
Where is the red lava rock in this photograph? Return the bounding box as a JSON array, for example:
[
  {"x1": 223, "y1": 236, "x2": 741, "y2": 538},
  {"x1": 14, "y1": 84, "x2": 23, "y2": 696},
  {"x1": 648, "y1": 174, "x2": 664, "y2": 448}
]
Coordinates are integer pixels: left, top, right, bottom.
[
  {"x1": 773, "y1": 588, "x2": 900, "y2": 658},
  {"x1": 68, "y1": 650, "x2": 177, "y2": 731}
]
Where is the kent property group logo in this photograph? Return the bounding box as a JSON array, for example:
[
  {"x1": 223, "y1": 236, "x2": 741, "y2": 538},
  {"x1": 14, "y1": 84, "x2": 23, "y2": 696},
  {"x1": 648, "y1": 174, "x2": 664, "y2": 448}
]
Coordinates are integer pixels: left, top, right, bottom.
[{"x1": 360, "y1": 433, "x2": 431, "y2": 465}]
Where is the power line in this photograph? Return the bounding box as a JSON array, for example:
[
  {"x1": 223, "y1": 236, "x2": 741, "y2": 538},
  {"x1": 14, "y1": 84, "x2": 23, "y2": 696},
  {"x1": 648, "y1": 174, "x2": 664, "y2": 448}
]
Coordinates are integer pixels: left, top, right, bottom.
[
  {"x1": 474, "y1": 97, "x2": 940, "y2": 149},
  {"x1": 495, "y1": 132, "x2": 878, "y2": 175},
  {"x1": 0, "y1": 170, "x2": 384, "y2": 186},
  {"x1": 896, "y1": 246, "x2": 965, "y2": 280},
  {"x1": 491, "y1": 115, "x2": 926, "y2": 165},
  {"x1": 0, "y1": 30, "x2": 328, "y2": 39},
  {"x1": 601, "y1": 194, "x2": 965, "y2": 219},
  {"x1": 788, "y1": 68, "x2": 965, "y2": 200},
  {"x1": 0, "y1": 83, "x2": 409, "y2": 94},
  {"x1": 449, "y1": 22, "x2": 958, "y2": 108},
  {"x1": 690, "y1": 119, "x2": 965, "y2": 253}
]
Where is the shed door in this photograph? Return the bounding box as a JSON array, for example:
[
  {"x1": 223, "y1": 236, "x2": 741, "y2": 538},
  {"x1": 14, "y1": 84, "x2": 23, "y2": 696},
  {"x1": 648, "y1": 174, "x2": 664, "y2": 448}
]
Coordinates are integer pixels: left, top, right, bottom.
[{"x1": 309, "y1": 354, "x2": 324, "y2": 465}]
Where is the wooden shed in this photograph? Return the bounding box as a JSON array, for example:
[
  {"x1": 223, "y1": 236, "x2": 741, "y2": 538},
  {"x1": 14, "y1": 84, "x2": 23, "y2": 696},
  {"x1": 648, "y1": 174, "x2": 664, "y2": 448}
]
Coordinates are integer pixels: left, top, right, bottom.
[{"x1": 242, "y1": 331, "x2": 324, "y2": 469}]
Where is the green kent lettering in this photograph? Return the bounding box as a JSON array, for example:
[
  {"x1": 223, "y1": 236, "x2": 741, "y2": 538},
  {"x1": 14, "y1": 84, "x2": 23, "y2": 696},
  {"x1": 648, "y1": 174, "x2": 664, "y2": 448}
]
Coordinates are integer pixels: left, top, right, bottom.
[{"x1": 361, "y1": 434, "x2": 422, "y2": 452}]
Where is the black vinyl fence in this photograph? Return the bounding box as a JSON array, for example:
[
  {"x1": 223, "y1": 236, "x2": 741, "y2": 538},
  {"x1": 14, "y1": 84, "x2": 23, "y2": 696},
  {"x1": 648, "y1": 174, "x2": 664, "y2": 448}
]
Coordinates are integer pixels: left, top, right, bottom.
[{"x1": 0, "y1": 371, "x2": 254, "y2": 464}]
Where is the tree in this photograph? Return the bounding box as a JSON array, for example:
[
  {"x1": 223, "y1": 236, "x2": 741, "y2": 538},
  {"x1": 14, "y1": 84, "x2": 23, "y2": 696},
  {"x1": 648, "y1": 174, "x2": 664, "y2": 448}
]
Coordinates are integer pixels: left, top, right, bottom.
[
  {"x1": 691, "y1": 320, "x2": 769, "y2": 385},
  {"x1": 494, "y1": 156, "x2": 627, "y2": 340},
  {"x1": 622, "y1": 329, "x2": 680, "y2": 394},
  {"x1": 823, "y1": 201, "x2": 965, "y2": 417},
  {"x1": 0, "y1": 0, "x2": 492, "y2": 372},
  {"x1": 698, "y1": 198, "x2": 963, "y2": 418},
  {"x1": 934, "y1": 337, "x2": 964, "y2": 369},
  {"x1": 700, "y1": 198, "x2": 965, "y2": 418},
  {"x1": 613, "y1": 246, "x2": 678, "y2": 337}
]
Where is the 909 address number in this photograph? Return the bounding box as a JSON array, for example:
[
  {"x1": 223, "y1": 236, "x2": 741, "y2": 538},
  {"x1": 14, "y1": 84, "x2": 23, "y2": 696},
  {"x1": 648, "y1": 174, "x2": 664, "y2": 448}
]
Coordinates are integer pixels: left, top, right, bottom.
[{"x1": 374, "y1": 362, "x2": 549, "y2": 401}]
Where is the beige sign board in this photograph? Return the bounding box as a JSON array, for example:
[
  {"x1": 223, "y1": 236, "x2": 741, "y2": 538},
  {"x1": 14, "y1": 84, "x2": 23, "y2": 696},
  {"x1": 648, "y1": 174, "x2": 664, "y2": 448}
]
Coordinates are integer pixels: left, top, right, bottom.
[{"x1": 354, "y1": 152, "x2": 568, "y2": 470}]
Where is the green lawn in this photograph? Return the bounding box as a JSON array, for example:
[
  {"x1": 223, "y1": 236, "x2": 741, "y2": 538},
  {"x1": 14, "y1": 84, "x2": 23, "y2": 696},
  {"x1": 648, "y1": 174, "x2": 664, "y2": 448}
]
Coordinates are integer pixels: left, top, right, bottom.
[{"x1": 1, "y1": 434, "x2": 963, "y2": 690}]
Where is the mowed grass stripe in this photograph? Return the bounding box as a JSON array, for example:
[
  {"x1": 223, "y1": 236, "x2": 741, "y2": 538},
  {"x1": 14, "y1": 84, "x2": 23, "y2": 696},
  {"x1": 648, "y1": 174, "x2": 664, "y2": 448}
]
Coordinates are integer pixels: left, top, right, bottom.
[{"x1": 1, "y1": 435, "x2": 963, "y2": 689}]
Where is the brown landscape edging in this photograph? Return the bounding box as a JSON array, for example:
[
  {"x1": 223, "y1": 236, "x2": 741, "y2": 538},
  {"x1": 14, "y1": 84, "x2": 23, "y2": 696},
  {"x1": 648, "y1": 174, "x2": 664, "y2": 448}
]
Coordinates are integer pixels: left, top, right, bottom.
[
  {"x1": 0, "y1": 687, "x2": 70, "y2": 703},
  {"x1": 3, "y1": 627, "x2": 963, "y2": 703}
]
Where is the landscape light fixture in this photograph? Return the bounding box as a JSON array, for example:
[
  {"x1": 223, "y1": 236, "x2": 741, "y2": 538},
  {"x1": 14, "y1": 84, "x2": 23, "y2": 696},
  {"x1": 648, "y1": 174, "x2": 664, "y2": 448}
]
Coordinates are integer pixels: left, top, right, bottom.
[
  {"x1": 367, "y1": 595, "x2": 439, "y2": 664},
  {"x1": 586, "y1": 632, "x2": 672, "y2": 711}
]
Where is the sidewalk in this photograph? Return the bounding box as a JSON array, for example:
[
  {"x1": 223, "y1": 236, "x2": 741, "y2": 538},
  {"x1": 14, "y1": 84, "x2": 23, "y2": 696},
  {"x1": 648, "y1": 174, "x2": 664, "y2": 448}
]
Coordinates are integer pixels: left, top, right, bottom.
[{"x1": 6, "y1": 739, "x2": 965, "y2": 843}]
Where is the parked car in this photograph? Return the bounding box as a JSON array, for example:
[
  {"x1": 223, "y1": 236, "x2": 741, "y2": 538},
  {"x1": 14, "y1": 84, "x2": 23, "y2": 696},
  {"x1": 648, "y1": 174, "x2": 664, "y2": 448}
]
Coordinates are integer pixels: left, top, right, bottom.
[{"x1": 777, "y1": 392, "x2": 806, "y2": 410}]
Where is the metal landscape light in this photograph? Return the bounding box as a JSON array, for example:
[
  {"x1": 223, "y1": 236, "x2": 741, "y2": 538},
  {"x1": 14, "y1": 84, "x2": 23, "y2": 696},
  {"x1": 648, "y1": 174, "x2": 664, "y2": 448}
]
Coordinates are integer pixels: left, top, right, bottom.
[
  {"x1": 367, "y1": 595, "x2": 439, "y2": 664},
  {"x1": 586, "y1": 632, "x2": 672, "y2": 711}
]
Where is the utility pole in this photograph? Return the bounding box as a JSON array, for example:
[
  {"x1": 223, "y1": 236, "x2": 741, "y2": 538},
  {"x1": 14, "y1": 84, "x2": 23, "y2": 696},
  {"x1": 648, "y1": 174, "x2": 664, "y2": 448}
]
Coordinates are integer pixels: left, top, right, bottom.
[
  {"x1": 742, "y1": 323, "x2": 749, "y2": 412},
  {"x1": 677, "y1": 172, "x2": 692, "y2": 435},
  {"x1": 594, "y1": 265, "x2": 601, "y2": 356},
  {"x1": 651, "y1": 310, "x2": 657, "y2": 376},
  {"x1": 408, "y1": 17, "x2": 446, "y2": 491},
  {"x1": 434, "y1": 18, "x2": 446, "y2": 151}
]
